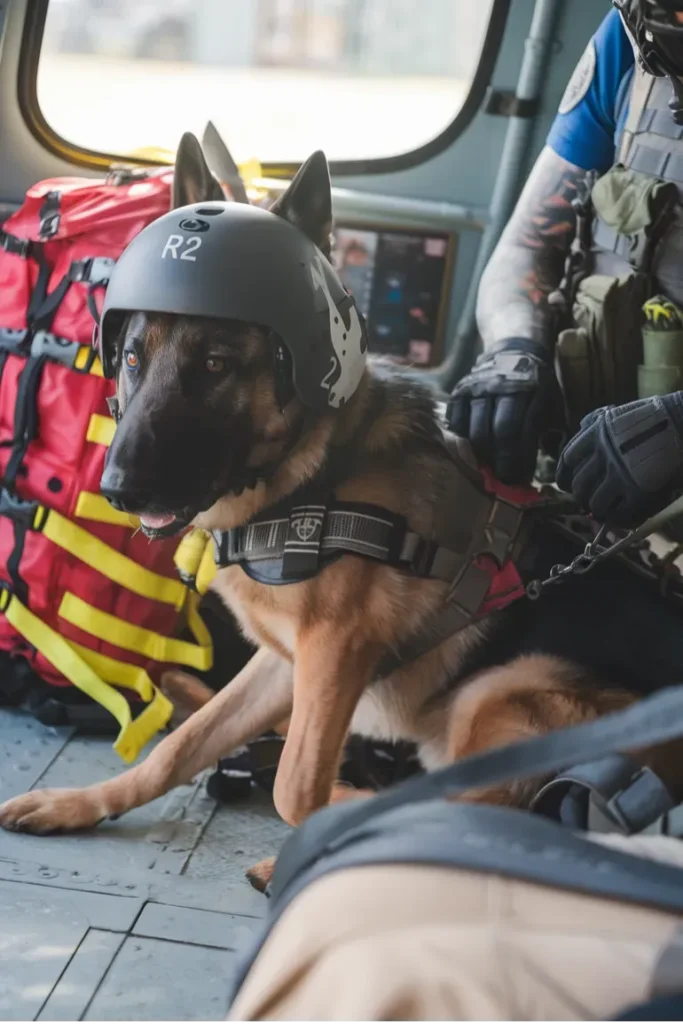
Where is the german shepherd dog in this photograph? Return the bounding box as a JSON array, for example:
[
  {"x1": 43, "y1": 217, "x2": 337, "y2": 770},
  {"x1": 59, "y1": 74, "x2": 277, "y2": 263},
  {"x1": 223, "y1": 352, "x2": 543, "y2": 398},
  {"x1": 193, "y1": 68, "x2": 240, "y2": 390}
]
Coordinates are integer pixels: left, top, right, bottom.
[{"x1": 2, "y1": 133, "x2": 683, "y2": 887}]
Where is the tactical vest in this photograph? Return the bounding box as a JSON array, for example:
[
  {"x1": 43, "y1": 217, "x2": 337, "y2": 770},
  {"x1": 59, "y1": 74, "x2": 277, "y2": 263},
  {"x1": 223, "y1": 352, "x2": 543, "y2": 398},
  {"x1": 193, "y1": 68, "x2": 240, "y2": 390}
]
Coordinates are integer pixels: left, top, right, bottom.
[
  {"x1": 556, "y1": 67, "x2": 683, "y2": 431},
  {"x1": 592, "y1": 68, "x2": 683, "y2": 304}
]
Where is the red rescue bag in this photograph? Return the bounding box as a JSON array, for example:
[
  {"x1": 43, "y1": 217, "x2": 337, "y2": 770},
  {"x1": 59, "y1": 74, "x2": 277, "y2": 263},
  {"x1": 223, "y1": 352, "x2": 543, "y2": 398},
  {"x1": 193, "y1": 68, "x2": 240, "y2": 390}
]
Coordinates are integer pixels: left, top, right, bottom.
[{"x1": 0, "y1": 167, "x2": 214, "y2": 761}]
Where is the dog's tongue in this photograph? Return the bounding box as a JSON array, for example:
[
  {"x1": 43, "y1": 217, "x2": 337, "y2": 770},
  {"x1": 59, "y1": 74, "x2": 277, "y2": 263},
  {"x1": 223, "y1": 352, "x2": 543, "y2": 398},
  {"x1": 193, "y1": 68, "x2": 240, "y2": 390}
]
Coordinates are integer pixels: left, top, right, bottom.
[{"x1": 139, "y1": 513, "x2": 176, "y2": 530}]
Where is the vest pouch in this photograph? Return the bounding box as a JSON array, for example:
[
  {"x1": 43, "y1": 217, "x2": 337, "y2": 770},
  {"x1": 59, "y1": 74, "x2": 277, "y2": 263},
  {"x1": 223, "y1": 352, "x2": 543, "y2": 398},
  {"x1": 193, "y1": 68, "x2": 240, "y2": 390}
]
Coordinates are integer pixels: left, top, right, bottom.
[
  {"x1": 591, "y1": 165, "x2": 678, "y2": 272},
  {"x1": 637, "y1": 297, "x2": 683, "y2": 399},
  {"x1": 557, "y1": 272, "x2": 649, "y2": 433}
]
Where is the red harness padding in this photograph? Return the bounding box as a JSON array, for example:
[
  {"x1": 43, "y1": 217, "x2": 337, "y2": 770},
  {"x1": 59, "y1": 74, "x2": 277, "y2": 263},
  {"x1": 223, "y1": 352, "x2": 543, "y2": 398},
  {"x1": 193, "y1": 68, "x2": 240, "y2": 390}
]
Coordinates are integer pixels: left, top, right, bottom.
[
  {"x1": 0, "y1": 169, "x2": 212, "y2": 761},
  {"x1": 476, "y1": 466, "x2": 544, "y2": 616}
]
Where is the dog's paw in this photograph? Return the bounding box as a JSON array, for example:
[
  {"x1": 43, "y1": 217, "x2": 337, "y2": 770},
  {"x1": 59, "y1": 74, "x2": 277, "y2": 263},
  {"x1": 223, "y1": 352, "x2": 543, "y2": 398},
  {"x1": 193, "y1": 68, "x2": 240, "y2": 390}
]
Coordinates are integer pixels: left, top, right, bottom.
[
  {"x1": 246, "y1": 856, "x2": 276, "y2": 893},
  {"x1": 0, "y1": 788, "x2": 105, "y2": 835}
]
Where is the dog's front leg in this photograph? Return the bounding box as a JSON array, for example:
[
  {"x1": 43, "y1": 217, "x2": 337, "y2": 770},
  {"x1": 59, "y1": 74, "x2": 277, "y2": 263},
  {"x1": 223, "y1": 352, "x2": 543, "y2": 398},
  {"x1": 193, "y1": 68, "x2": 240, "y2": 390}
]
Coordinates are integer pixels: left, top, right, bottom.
[
  {"x1": 273, "y1": 626, "x2": 379, "y2": 826},
  {"x1": 0, "y1": 646, "x2": 293, "y2": 835}
]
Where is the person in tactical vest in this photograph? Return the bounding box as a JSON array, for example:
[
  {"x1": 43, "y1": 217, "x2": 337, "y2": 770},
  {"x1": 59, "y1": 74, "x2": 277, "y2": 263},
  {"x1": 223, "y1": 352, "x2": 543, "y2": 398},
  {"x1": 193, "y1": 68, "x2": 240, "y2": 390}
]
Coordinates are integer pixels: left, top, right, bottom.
[{"x1": 449, "y1": 1, "x2": 683, "y2": 504}]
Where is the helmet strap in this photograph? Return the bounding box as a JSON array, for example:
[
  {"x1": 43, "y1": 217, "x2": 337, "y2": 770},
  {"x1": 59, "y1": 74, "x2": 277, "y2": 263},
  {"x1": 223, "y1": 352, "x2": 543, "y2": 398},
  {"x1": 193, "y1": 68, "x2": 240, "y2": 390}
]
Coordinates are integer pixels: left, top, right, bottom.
[
  {"x1": 106, "y1": 395, "x2": 121, "y2": 422},
  {"x1": 271, "y1": 333, "x2": 296, "y2": 412}
]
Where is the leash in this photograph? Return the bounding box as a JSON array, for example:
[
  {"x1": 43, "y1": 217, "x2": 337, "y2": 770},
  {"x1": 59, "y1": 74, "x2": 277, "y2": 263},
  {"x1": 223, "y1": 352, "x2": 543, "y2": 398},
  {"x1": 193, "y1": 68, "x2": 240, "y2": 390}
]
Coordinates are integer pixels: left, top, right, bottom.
[{"x1": 526, "y1": 493, "x2": 683, "y2": 600}]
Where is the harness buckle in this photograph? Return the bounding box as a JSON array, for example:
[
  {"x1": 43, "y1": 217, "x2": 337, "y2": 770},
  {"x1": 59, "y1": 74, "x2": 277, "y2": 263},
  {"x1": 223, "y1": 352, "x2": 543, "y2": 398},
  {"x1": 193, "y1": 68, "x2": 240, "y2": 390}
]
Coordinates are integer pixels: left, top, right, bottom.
[
  {"x1": 406, "y1": 536, "x2": 438, "y2": 576},
  {"x1": 446, "y1": 560, "x2": 493, "y2": 615},
  {"x1": 484, "y1": 500, "x2": 525, "y2": 566}
]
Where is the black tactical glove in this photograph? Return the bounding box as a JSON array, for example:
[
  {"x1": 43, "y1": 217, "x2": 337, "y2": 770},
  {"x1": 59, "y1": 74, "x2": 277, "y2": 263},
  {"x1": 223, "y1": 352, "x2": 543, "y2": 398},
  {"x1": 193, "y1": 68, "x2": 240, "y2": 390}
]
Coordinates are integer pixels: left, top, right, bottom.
[
  {"x1": 447, "y1": 339, "x2": 563, "y2": 485},
  {"x1": 556, "y1": 393, "x2": 683, "y2": 527}
]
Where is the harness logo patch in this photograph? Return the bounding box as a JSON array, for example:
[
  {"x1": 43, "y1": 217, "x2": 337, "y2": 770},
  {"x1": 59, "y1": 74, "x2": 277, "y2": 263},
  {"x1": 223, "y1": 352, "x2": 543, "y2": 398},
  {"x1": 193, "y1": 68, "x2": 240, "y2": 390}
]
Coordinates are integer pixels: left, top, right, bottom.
[
  {"x1": 558, "y1": 40, "x2": 596, "y2": 115},
  {"x1": 290, "y1": 515, "x2": 321, "y2": 543}
]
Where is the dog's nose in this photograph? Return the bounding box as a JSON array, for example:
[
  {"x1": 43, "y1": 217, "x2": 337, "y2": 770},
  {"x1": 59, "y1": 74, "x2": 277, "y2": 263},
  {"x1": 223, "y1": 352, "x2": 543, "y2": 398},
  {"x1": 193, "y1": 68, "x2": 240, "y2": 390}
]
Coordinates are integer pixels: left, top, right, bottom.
[{"x1": 100, "y1": 466, "x2": 153, "y2": 514}]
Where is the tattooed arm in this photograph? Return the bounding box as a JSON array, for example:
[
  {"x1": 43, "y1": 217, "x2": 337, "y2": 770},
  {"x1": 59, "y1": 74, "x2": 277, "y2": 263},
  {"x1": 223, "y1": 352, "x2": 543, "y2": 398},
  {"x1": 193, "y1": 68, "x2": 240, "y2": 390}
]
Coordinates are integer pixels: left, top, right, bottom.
[
  {"x1": 449, "y1": 146, "x2": 584, "y2": 482},
  {"x1": 476, "y1": 146, "x2": 585, "y2": 354}
]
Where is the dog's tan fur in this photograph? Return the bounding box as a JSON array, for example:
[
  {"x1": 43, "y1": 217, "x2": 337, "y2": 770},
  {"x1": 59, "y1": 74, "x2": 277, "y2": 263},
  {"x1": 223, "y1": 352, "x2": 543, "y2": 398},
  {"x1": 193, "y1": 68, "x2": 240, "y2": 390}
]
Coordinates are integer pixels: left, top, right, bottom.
[
  {"x1": 0, "y1": 134, "x2": 671, "y2": 883},
  {"x1": 0, "y1": 356, "x2": 642, "y2": 837}
]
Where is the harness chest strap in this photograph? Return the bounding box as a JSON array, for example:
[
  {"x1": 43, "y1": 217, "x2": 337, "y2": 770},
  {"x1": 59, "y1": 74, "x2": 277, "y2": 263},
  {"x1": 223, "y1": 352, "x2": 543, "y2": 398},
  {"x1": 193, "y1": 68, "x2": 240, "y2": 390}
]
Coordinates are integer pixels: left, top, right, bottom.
[{"x1": 209, "y1": 435, "x2": 555, "y2": 672}]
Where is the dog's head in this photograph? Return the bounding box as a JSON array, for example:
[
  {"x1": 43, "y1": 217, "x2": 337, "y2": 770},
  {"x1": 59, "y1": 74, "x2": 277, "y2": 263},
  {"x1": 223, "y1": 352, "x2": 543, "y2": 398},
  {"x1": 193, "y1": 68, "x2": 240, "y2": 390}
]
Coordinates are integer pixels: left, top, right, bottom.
[{"x1": 100, "y1": 132, "x2": 333, "y2": 538}]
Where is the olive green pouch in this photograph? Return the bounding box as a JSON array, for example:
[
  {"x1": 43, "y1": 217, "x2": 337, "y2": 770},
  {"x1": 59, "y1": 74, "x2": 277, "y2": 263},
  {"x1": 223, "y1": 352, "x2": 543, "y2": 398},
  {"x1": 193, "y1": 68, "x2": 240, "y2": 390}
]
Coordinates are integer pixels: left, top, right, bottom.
[
  {"x1": 591, "y1": 164, "x2": 677, "y2": 244},
  {"x1": 557, "y1": 272, "x2": 649, "y2": 433},
  {"x1": 556, "y1": 166, "x2": 678, "y2": 432}
]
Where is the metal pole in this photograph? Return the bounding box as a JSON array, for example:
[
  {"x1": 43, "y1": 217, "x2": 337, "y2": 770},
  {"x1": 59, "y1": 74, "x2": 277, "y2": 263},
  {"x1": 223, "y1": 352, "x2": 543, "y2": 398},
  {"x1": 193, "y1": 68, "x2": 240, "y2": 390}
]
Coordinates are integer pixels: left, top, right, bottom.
[{"x1": 434, "y1": 0, "x2": 565, "y2": 392}]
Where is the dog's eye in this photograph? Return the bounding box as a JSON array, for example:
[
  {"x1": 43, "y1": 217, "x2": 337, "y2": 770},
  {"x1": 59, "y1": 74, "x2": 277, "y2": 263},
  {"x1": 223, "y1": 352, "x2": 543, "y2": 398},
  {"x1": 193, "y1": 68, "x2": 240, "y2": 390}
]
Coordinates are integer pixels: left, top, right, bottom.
[
  {"x1": 124, "y1": 350, "x2": 139, "y2": 370},
  {"x1": 205, "y1": 356, "x2": 227, "y2": 374}
]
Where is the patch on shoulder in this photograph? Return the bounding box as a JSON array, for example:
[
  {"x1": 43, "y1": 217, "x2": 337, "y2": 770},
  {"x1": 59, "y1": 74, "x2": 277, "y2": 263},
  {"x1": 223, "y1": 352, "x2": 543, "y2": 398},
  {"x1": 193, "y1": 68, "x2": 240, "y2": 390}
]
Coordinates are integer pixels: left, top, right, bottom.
[{"x1": 558, "y1": 40, "x2": 597, "y2": 116}]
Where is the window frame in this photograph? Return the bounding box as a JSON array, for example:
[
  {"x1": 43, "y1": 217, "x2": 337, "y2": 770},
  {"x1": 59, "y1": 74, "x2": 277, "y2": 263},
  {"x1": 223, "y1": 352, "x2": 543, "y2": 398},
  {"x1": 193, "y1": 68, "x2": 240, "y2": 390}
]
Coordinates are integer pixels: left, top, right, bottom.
[{"x1": 19, "y1": 0, "x2": 511, "y2": 176}]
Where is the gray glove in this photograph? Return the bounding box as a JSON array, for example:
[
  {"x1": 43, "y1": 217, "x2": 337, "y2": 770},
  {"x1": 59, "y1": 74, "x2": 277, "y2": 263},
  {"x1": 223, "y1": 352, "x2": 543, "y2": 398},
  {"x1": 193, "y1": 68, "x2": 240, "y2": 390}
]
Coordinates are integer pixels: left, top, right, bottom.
[
  {"x1": 447, "y1": 339, "x2": 564, "y2": 484},
  {"x1": 556, "y1": 394, "x2": 683, "y2": 526}
]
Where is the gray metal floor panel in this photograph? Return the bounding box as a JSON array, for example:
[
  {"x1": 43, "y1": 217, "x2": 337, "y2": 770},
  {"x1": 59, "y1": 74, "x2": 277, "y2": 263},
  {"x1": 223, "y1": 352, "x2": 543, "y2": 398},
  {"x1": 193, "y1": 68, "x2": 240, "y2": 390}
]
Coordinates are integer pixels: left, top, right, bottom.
[{"x1": 0, "y1": 709, "x2": 290, "y2": 1020}]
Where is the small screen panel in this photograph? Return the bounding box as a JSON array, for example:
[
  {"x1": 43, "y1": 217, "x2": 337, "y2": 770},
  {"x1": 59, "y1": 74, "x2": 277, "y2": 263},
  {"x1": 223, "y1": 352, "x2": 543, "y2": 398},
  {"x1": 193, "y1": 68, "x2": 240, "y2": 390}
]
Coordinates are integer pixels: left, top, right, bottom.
[{"x1": 331, "y1": 225, "x2": 453, "y2": 366}]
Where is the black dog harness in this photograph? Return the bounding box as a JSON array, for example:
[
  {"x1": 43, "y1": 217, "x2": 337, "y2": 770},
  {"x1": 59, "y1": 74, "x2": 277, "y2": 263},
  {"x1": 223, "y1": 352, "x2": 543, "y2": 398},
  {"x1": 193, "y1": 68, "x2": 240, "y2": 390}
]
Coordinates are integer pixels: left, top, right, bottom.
[{"x1": 212, "y1": 430, "x2": 570, "y2": 672}]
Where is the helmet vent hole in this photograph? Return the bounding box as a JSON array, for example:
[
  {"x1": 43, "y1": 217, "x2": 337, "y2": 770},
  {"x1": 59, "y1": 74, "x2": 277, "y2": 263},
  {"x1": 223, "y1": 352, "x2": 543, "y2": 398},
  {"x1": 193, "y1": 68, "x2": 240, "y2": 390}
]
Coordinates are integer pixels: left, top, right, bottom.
[{"x1": 195, "y1": 207, "x2": 223, "y2": 216}]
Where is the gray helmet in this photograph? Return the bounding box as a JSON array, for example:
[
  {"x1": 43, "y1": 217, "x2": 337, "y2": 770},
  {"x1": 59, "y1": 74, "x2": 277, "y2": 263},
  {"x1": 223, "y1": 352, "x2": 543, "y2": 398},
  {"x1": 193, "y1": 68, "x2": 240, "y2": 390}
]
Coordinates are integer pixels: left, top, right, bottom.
[{"x1": 98, "y1": 200, "x2": 368, "y2": 411}]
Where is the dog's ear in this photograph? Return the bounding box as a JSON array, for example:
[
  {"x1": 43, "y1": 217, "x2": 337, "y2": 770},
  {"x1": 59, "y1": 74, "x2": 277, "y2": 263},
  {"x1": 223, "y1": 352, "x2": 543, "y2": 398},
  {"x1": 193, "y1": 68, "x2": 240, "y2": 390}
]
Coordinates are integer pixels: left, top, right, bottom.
[
  {"x1": 270, "y1": 150, "x2": 332, "y2": 257},
  {"x1": 172, "y1": 131, "x2": 224, "y2": 209}
]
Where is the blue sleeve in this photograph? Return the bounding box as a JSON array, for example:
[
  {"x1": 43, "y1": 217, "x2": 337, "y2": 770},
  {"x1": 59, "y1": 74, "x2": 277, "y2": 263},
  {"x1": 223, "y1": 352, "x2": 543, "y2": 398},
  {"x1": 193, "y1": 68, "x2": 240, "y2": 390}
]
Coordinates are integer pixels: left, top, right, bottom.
[{"x1": 546, "y1": 8, "x2": 635, "y2": 172}]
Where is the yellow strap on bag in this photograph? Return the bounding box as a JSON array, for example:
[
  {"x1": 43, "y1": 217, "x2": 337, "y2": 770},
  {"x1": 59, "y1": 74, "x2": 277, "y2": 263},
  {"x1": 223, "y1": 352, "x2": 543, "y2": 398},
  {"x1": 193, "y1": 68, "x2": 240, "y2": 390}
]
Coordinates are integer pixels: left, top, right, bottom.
[
  {"x1": 73, "y1": 347, "x2": 104, "y2": 376},
  {"x1": 75, "y1": 491, "x2": 139, "y2": 528},
  {"x1": 196, "y1": 540, "x2": 218, "y2": 595},
  {"x1": 39, "y1": 506, "x2": 188, "y2": 610},
  {"x1": 59, "y1": 591, "x2": 213, "y2": 672},
  {"x1": 174, "y1": 528, "x2": 217, "y2": 595},
  {"x1": 86, "y1": 413, "x2": 116, "y2": 446},
  {"x1": 0, "y1": 590, "x2": 172, "y2": 762}
]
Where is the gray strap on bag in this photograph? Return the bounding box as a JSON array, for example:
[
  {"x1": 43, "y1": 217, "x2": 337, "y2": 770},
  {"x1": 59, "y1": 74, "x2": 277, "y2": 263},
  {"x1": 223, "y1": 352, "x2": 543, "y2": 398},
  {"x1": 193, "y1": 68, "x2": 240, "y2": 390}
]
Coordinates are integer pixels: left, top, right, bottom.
[{"x1": 271, "y1": 684, "x2": 683, "y2": 901}]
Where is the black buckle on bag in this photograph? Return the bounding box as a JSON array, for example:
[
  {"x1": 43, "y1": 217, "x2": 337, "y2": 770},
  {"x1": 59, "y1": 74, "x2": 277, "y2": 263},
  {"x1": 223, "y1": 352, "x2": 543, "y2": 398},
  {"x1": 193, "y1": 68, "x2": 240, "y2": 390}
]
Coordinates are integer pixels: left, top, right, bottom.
[
  {"x1": 69, "y1": 256, "x2": 115, "y2": 287},
  {"x1": 0, "y1": 580, "x2": 12, "y2": 614},
  {"x1": 30, "y1": 330, "x2": 81, "y2": 370},
  {"x1": 0, "y1": 329, "x2": 30, "y2": 354},
  {"x1": 105, "y1": 165, "x2": 150, "y2": 187},
  {"x1": 531, "y1": 754, "x2": 676, "y2": 834},
  {"x1": 0, "y1": 488, "x2": 41, "y2": 530},
  {"x1": 39, "y1": 191, "x2": 61, "y2": 240},
  {"x1": 0, "y1": 230, "x2": 31, "y2": 259}
]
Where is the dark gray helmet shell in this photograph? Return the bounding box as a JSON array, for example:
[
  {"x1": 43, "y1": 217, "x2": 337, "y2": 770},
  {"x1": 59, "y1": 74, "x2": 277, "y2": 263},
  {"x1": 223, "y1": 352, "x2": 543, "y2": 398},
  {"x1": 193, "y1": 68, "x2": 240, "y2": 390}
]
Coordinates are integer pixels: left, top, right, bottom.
[{"x1": 98, "y1": 201, "x2": 368, "y2": 412}]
